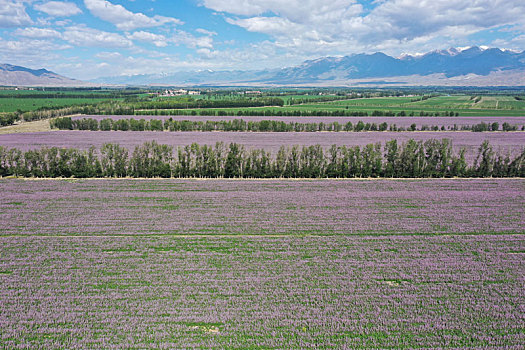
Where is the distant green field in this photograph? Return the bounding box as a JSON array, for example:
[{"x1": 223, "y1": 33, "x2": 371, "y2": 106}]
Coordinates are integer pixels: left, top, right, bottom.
[
  {"x1": 281, "y1": 95, "x2": 525, "y2": 116},
  {"x1": 0, "y1": 89, "x2": 145, "y2": 113},
  {"x1": 2, "y1": 91, "x2": 525, "y2": 116},
  {"x1": 325, "y1": 95, "x2": 525, "y2": 109},
  {"x1": 0, "y1": 97, "x2": 114, "y2": 113},
  {"x1": 141, "y1": 95, "x2": 525, "y2": 116},
  {"x1": 0, "y1": 89, "x2": 117, "y2": 96}
]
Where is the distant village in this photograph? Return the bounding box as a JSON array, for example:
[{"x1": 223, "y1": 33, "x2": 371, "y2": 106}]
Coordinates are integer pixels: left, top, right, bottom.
[
  {"x1": 158, "y1": 89, "x2": 267, "y2": 97},
  {"x1": 159, "y1": 89, "x2": 201, "y2": 97}
]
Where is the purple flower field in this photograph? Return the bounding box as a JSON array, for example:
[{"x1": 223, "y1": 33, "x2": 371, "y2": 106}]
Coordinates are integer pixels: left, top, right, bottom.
[
  {"x1": 1, "y1": 130, "x2": 524, "y2": 163},
  {"x1": 0, "y1": 234, "x2": 523, "y2": 348},
  {"x1": 1, "y1": 179, "x2": 524, "y2": 236},
  {"x1": 0, "y1": 178, "x2": 524, "y2": 348},
  {"x1": 75, "y1": 114, "x2": 525, "y2": 128}
]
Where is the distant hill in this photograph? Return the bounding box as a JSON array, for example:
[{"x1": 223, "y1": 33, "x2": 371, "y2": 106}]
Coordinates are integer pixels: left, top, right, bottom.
[
  {"x1": 95, "y1": 46, "x2": 525, "y2": 86},
  {"x1": 0, "y1": 64, "x2": 87, "y2": 86}
]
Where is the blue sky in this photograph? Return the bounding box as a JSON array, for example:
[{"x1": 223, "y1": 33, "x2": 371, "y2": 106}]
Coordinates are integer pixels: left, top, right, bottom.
[{"x1": 1, "y1": 0, "x2": 525, "y2": 80}]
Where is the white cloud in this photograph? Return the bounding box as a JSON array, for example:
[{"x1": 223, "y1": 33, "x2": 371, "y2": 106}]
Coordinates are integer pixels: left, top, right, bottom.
[
  {"x1": 363, "y1": 0, "x2": 525, "y2": 42},
  {"x1": 203, "y1": 0, "x2": 525, "y2": 56},
  {"x1": 127, "y1": 31, "x2": 168, "y2": 47},
  {"x1": 0, "y1": 38, "x2": 70, "y2": 53},
  {"x1": 63, "y1": 25, "x2": 133, "y2": 48},
  {"x1": 0, "y1": 37, "x2": 71, "y2": 67},
  {"x1": 170, "y1": 30, "x2": 214, "y2": 49},
  {"x1": 193, "y1": 36, "x2": 214, "y2": 49},
  {"x1": 196, "y1": 28, "x2": 217, "y2": 36},
  {"x1": 34, "y1": 1, "x2": 82, "y2": 17},
  {"x1": 54, "y1": 19, "x2": 72, "y2": 26},
  {"x1": 0, "y1": 0, "x2": 33, "y2": 27},
  {"x1": 15, "y1": 27, "x2": 62, "y2": 39},
  {"x1": 196, "y1": 48, "x2": 216, "y2": 59},
  {"x1": 227, "y1": 16, "x2": 295, "y2": 37},
  {"x1": 95, "y1": 51, "x2": 123, "y2": 60},
  {"x1": 84, "y1": 0, "x2": 182, "y2": 31},
  {"x1": 202, "y1": 0, "x2": 362, "y2": 21},
  {"x1": 492, "y1": 35, "x2": 525, "y2": 52},
  {"x1": 125, "y1": 29, "x2": 215, "y2": 49},
  {"x1": 200, "y1": 0, "x2": 264, "y2": 16}
]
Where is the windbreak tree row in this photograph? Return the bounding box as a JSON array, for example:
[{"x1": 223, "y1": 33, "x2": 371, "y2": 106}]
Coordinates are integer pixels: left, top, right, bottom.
[
  {"x1": 136, "y1": 109, "x2": 458, "y2": 117},
  {"x1": 0, "y1": 139, "x2": 523, "y2": 178},
  {"x1": 51, "y1": 117, "x2": 524, "y2": 132},
  {"x1": 132, "y1": 97, "x2": 285, "y2": 110}
]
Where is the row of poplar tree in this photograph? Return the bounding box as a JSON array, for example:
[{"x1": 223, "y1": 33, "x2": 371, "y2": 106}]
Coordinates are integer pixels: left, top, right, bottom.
[
  {"x1": 51, "y1": 117, "x2": 523, "y2": 132},
  {"x1": 0, "y1": 139, "x2": 523, "y2": 178}
]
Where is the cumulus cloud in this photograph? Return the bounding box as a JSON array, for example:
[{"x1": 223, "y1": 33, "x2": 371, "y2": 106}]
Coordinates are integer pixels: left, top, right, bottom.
[
  {"x1": 170, "y1": 30, "x2": 215, "y2": 49},
  {"x1": 15, "y1": 27, "x2": 62, "y2": 39},
  {"x1": 0, "y1": 38, "x2": 70, "y2": 53},
  {"x1": 203, "y1": 0, "x2": 362, "y2": 22},
  {"x1": 196, "y1": 28, "x2": 217, "y2": 36},
  {"x1": 125, "y1": 29, "x2": 215, "y2": 49},
  {"x1": 203, "y1": 0, "x2": 525, "y2": 56},
  {"x1": 0, "y1": 37, "x2": 70, "y2": 67},
  {"x1": 62, "y1": 25, "x2": 133, "y2": 48},
  {"x1": 362, "y1": 0, "x2": 525, "y2": 42},
  {"x1": 95, "y1": 51, "x2": 123, "y2": 60},
  {"x1": 127, "y1": 31, "x2": 168, "y2": 47},
  {"x1": 34, "y1": 1, "x2": 82, "y2": 17},
  {"x1": 0, "y1": 0, "x2": 33, "y2": 27},
  {"x1": 84, "y1": 0, "x2": 182, "y2": 31}
]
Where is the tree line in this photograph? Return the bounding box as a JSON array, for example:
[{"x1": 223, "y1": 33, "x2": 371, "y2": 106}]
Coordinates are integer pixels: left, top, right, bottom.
[
  {"x1": 1, "y1": 139, "x2": 523, "y2": 178},
  {"x1": 51, "y1": 117, "x2": 524, "y2": 133},
  {"x1": 0, "y1": 113, "x2": 18, "y2": 127},
  {"x1": 132, "y1": 97, "x2": 285, "y2": 110},
  {"x1": 287, "y1": 95, "x2": 351, "y2": 105},
  {"x1": 1, "y1": 105, "x2": 93, "y2": 126},
  {"x1": 134, "y1": 108, "x2": 459, "y2": 117}
]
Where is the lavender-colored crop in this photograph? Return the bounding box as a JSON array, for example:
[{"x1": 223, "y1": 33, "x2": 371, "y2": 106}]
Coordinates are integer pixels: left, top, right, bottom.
[
  {"x1": 0, "y1": 178, "x2": 524, "y2": 348},
  {"x1": 1, "y1": 179, "x2": 523, "y2": 236}
]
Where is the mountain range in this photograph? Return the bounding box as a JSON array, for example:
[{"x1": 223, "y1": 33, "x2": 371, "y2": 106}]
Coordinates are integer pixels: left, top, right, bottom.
[
  {"x1": 0, "y1": 64, "x2": 85, "y2": 86},
  {"x1": 2, "y1": 47, "x2": 525, "y2": 87},
  {"x1": 93, "y1": 46, "x2": 525, "y2": 86}
]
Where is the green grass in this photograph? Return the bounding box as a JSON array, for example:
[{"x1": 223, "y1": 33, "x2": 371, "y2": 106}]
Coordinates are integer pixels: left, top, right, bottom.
[
  {"x1": 0, "y1": 89, "x2": 138, "y2": 113},
  {"x1": 3, "y1": 91, "x2": 525, "y2": 116},
  {"x1": 300, "y1": 95, "x2": 525, "y2": 113},
  {"x1": 139, "y1": 95, "x2": 525, "y2": 116},
  {"x1": 0, "y1": 97, "x2": 114, "y2": 113}
]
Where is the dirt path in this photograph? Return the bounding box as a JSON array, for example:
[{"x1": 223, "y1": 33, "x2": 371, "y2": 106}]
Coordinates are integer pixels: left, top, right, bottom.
[{"x1": 0, "y1": 119, "x2": 54, "y2": 135}]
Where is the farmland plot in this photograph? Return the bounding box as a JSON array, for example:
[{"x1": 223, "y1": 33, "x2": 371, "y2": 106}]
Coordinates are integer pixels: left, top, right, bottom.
[
  {"x1": 0, "y1": 178, "x2": 524, "y2": 348},
  {"x1": 1, "y1": 179, "x2": 524, "y2": 236},
  {"x1": 1, "y1": 234, "x2": 523, "y2": 348}
]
